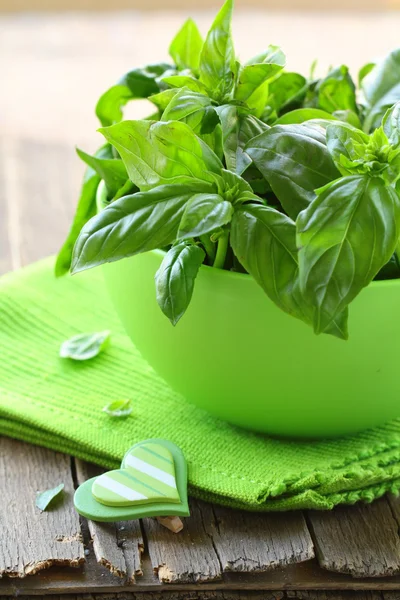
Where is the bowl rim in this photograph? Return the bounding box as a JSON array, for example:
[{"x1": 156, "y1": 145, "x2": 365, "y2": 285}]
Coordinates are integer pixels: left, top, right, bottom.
[{"x1": 95, "y1": 179, "x2": 400, "y2": 289}]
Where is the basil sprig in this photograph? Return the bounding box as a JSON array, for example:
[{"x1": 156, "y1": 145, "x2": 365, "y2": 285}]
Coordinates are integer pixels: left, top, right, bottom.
[{"x1": 58, "y1": 0, "x2": 400, "y2": 338}]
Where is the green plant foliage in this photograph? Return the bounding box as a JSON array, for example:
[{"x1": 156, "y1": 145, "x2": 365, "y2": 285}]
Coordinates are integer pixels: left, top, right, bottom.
[{"x1": 57, "y1": 0, "x2": 400, "y2": 339}]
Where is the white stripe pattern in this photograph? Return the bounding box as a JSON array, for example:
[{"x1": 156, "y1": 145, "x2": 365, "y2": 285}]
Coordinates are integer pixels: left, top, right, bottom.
[
  {"x1": 125, "y1": 455, "x2": 177, "y2": 489},
  {"x1": 96, "y1": 474, "x2": 148, "y2": 501}
]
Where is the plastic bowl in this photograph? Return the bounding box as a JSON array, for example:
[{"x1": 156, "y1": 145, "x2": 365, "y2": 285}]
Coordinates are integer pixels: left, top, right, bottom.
[{"x1": 97, "y1": 185, "x2": 400, "y2": 438}]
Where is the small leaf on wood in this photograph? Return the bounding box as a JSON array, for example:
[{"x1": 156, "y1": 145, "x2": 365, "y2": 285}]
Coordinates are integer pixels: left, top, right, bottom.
[{"x1": 36, "y1": 483, "x2": 64, "y2": 512}]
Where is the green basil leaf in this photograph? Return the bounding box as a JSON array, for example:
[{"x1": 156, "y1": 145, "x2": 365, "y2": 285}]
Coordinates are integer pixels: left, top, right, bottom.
[
  {"x1": 96, "y1": 63, "x2": 171, "y2": 126},
  {"x1": 245, "y1": 124, "x2": 340, "y2": 219},
  {"x1": 72, "y1": 184, "x2": 209, "y2": 273},
  {"x1": 332, "y1": 109, "x2": 362, "y2": 129},
  {"x1": 216, "y1": 104, "x2": 269, "y2": 174},
  {"x1": 178, "y1": 193, "x2": 233, "y2": 239},
  {"x1": 161, "y1": 75, "x2": 209, "y2": 95},
  {"x1": 267, "y1": 72, "x2": 307, "y2": 113},
  {"x1": 246, "y1": 45, "x2": 286, "y2": 67},
  {"x1": 362, "y1": 49, "x2": 400, "y2": 132},
  {"x1": 211, "y1": 168, "x2": 254, "y2": 200},
  {"x1": 155, "y1": 242, "x2": 205, "y2": 325},
  {"x1": 103, "y1": 399, "x2": 132, "y2": 417},
  {"x1": 199, "y1": 0, "x2": 236, "y2": 100},
  {"x1": 99, "y1": 120, "x2": 222, "y2": 191},
  {"x1": 235, "y1": 63, "x2": 283, "y2": 103},
  {"x1": 274, "y1": 108, "x2": 336, "y2": 125},
  {"x1": 317, "y1": 66, "x2": 358, "y2": 114},
  {"x1": 375, "y1": 253, "x2": 400, "y2": 281},
  {"x1": 358, "y1": 62, "x2": 375, "y2": 87},
  {"x1": 230, "y1": 202, "x2": 348, "y2": 339},
  {"x1": 60, "y1": 330, "x2": 111, "y2": 360},
  {"x1": 150, "y1": 88, "x2": 180, "y2": 112},
  {"x1": 326, "y1": 122, "x2": 369, "y2": 175},
  {"x1": 161, "y1": 87, "x2": 218, "y2": 135},
  {"x1": 36, "y1": 484, "x2": 64, "y2": 512},
  {"x1": 76, "y1": 148, "x2": 128, "y2": 198},
  {"x1": 230, "y1": 203, "x2": 307, "y2": 323},
  {"x1": 112, "y1": 179, "x2": 138, "y2": 202},
  {"x1": 55, "y1": 145, "x2": 113, "y2": 277},
  {"x1": 246, "y1": 80, "x2": 270, "y2": 118},
  {"x1": 382, "y1": 101, "x2": 400, "y2": 147},
  {"x1": 169, "y1": 18, "x2": 204, "y2": 71},
  {"x1": 297, "y1": 175, "x2": 400, "y2": 335}
]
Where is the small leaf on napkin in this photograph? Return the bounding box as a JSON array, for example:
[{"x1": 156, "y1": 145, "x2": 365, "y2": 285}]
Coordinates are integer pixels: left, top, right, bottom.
[
  {"x1": 60, "y1": 330, "x2": 111, "y2": 361},
  {"x1": 36, "y1": 483, "x2": 64, "y2": 511},
  {"x1": 103, "y1": 399, "x2": 132, "y2": 417}
]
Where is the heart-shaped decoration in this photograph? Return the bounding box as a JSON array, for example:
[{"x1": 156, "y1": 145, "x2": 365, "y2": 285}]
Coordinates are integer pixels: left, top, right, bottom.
[
  {"x1": 92, "y1": 442, "x2": 180, "y2": 506},
  {"x1": 74, "y1": 439, "x2": 189, "y2": 522}
]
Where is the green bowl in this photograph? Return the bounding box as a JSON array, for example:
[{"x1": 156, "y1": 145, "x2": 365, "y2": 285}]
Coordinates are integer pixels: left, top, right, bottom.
[{"x1": 98, "y1": 185, "x2": 400, "y2": 438}]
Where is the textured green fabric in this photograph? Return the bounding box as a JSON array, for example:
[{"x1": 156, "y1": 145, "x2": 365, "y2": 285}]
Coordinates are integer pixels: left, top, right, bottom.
[{"x1": 1, "y1": 257, "x2": 400, "y2": 511}]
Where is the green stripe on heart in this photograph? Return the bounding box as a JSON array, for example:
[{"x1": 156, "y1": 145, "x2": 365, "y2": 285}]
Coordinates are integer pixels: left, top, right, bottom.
[{"x1": 92, "y1": 441, "x2": 180, "y2": 507}]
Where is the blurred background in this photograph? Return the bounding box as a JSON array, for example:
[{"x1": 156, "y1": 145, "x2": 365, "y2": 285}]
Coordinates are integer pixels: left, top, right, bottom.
[{"x1": 1, "y1": 0, "x2": 400, "y2": 270}]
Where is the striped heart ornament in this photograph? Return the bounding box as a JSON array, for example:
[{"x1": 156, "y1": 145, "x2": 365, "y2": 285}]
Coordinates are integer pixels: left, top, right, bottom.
[
  {"x1": 92, "y1": 442, "x2": 180, "y2": 506},
  {"x1": 73, "y1": 439, "x2": 189, "y2": 522}
]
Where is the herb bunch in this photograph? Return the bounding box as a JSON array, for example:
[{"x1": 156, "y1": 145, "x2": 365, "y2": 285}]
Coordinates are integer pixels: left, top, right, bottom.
[{"x1": 56, "y1": 0, "x2": 400, "y2": 339}]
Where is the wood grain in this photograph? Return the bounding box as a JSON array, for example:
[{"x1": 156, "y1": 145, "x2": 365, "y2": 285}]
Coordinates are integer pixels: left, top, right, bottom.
[
  {"x1": 0, "y1": 438, "x2": 85, "y2": 577},
  {"x1": 75, "y1": 461, "x2": 144, "y2": 582},
  {"x1": 307, "y1": 498, "x2": 400, "y2": 578},
  {"x1": 0, "y1": 139, "x2": 18, "y2": 273},
  {"x1": 0, "y1": 594, "x2": 284, "y2": 600},
  {"x1": 143, "y1": 499, "x2": 222, "y2": 583},
  {"x1": 287, "y1": 592, "x2": 383, "y2": 600},
  {"x1": 5, "y1": 557, "x2": 400, "y2": 595},
  {"x1": 202, "y1": 503, "x2": 314, "y2": 573},
  {"x1": 5, "y1": 139, "x2": 83, "y2": 267}
]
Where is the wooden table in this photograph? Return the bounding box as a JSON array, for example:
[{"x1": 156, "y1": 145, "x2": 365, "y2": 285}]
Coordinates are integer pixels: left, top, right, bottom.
[{"x1": 3, "y1": 12, "x2": 400, "y2": 599}]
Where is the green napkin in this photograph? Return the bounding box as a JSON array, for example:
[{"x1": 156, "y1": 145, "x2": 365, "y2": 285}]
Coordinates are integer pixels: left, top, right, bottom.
[{"x1": 1, "y1": 257, "x2": 400, "y2": 511}]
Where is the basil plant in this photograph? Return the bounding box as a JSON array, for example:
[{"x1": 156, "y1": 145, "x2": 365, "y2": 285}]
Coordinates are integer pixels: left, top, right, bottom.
[{"x1": 56, "y1": 0, "x2": 400, "y2": 340}]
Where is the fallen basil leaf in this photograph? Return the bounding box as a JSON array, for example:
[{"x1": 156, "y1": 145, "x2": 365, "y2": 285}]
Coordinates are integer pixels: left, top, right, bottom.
[
  {"x1": 36, "y1": 483, "x2": 64, "y2": 512},
  {"x1": 60, "y1": 331, "x2": 111, "y2": 361},
  {"x1": 103, "y1": 399, "x2": 132, "y2": 417}
]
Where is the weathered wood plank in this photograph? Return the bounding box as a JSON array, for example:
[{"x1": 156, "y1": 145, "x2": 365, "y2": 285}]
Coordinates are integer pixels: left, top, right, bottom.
[
  {"x1": 0, "y1": 594, "x2": 283, "y2": 600},
  {"x1": 307, "y1": 498, "x2": 400, "y2": 577},
  {"x1": 0, "y1": 438, "x2": 85, "y2": 577},
  {"x1": 386, "y1": 492, "x2": 400, "y2": 527},
  {"x1": 287, "y1": 592, "x2": 383, "y2": 600},
  {"x1": 0, "y1": 139, "x2": 18, "y2": 274},
  {"x1": 143, "y1": 499, "x2": 222, "y2": 583},
  {"x1": 201, "y1": 503, "x2": 314, "y2": 573},
  {"x1": 75, "y1": 460, "x2": 144, "y2": 582},
  {"x1": 9, "y1": 138, "x2": 83, "y2": 266},
  {"x1": 4, "y1": 557, "x2": 400, "y2": 595},
  {"x1": 384, "y1": 592, "x2": 400, "y2": 600}
]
